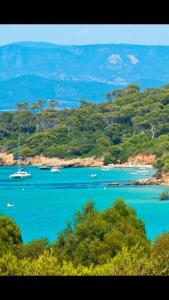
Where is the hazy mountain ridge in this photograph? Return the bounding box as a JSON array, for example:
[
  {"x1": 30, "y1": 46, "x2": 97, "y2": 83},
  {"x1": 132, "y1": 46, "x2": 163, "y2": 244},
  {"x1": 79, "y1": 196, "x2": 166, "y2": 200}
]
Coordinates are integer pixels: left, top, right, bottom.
[
  {"x1": 0, "y1": 75, "x2": 122, "y2": 109},
  {"x1": 0, "y1": 42, "x2": 169, "y2": 108}
]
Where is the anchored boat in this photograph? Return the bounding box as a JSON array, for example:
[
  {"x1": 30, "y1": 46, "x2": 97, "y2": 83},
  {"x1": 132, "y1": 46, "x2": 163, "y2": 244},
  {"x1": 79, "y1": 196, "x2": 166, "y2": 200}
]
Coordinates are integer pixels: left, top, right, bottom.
[
  {"x1": 50, "y1": 167, "x2": 60, "y2": 173},
  {"x1": 39, "y1": 165, "x2": 52, "y2": 170},
  {"x1": 9, "y1": 136, "x2": 32, "y2": 179},
  {"x1": 10, "y1": 168, "x2": 32, "y2": 179}
]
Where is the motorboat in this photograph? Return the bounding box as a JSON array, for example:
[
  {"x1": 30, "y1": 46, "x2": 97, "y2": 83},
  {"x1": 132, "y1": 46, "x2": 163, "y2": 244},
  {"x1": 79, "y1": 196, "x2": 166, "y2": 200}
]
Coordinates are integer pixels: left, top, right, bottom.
[
  {"x1": 101, "y1": 167, "x2": 111, "y2": 171},
  {"x1": 7, "y1": 203, "x2": 15, "y2": 207},
  {"x1": 39, "y1": 165, "x2": 52, "y2": 170},
  {"x1": 50, "y1": 167, "x2": 60, "y2": 173},
  {"x1": 91, "y1": 174, "x2": 97, "y2": 178}
]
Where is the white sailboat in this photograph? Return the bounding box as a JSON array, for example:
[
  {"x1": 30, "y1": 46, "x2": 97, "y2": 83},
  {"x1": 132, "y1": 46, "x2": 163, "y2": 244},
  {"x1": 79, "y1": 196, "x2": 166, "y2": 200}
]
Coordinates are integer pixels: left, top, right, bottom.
[
  {"x1": 9, "y1": 136, "x2": 32, "y2": 179},
  {"x1": 10, "y1": 168, "x2": 32, "y2": 179}
]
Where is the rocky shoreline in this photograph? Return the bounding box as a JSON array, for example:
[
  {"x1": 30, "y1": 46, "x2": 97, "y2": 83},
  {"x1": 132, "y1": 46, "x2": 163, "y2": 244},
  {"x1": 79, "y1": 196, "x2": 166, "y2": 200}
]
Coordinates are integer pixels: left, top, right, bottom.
[
  {"x1": 0, "y1": 152, "x2": 104, "y2": 168},
  {"x1": 109, "y1": 176, "x2": 169, "y2": 187},
  {"x1": 1, "y1": 151, "x2": 168, "y2": 185},
  {"x1": 109, "y1": 172, "x2": 169, "y2": 186},
  {"x1": 134, "y1": 172, "x2": 169, "y2": 186},
  {"x1": 0, "y1": 152, "x2": 155, "y2": 169}
]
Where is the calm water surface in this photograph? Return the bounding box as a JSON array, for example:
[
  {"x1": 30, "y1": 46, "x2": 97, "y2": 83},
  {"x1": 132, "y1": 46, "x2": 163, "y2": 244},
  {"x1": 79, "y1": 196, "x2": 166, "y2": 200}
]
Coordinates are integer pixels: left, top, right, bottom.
[{"x1": 0, "y1": 166, "x2": 169, "y2": 242}]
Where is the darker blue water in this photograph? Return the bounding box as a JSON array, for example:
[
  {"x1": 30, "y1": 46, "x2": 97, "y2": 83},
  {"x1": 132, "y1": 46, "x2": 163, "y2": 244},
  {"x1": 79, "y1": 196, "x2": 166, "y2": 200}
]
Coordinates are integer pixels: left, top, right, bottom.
[{"x1": 0, "y1": 166, "x2": 169, "y2": 243}]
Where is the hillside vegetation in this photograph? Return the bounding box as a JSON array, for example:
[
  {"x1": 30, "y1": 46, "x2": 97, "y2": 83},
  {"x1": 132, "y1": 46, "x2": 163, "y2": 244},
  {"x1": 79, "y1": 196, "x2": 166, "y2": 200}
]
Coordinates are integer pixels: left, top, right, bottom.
[{"x1": 1, "y1": 84, "x2": 169, "y2": 170}]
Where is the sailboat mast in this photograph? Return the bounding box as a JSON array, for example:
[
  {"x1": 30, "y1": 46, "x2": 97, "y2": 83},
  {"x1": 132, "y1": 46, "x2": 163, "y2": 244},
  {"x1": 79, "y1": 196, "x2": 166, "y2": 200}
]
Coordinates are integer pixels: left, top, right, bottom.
[{"x1": 18, "y1": 135, "x2": 21, "y2": 171}]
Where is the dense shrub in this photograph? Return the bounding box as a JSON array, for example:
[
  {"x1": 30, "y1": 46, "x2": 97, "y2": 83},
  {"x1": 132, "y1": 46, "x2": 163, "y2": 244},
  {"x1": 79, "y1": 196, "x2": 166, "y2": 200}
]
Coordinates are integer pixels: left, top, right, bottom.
[
  {"x1": 53, "y1": 199, "x2": 150, "y2": 266},
  {"x1": 0, "y1": 216, "x2": 22, "y2": 246}
]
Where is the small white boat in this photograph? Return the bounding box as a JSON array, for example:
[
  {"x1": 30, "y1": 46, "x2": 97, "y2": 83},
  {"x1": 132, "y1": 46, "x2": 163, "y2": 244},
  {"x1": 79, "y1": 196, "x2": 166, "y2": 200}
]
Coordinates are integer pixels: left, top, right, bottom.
[
  {"x1": 101, "y1": 167, "x2": 111, "y2": 171},
  {"x1": 7, "y1": 203, "x2": 15, "y2": 207},
  {"x1": 91, "y1": 174, "x2": 97, "y2": 178},
  {"x1": 130, "y1": 172, "x2": 139, "y2": 175},
  {"x1": 10, "y1": 169, "x2": 32, "y2": 179},
  {"x1": 39, "y1": 165, "x2": 52, "y2": 170},
  {"x1": 9, "y1": 136, "x2": 32, "y2": 179},
  {"x1": 50, "y1": 167, "x2": 60, "y2": 173}
]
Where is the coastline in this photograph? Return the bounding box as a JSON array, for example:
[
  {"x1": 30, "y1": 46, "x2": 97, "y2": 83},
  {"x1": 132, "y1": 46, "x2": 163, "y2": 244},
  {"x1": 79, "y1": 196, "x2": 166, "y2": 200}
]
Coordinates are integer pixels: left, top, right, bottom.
[
  {"x1": 134, "y1": 172, "x2": 169, "y2": 186},
  {"x1": 1, "y1": 151, "x2": 169, "y2": 185},
  {"x1": 0, "y1": 152, "x2": 154, "y2": 169},
  {"x1": 0, "y1": 152, "x2": 104, "y2": 168},
  {"x1": 109, "y1": 163, "x2": 153, "y2": 169}
]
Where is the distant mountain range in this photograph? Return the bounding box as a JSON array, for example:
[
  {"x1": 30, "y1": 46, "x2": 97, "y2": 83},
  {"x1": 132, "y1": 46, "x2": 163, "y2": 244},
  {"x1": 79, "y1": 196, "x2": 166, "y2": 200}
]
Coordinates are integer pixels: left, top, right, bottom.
[{"x1": 0, "y1": 41, "x2": 169, "y2": 109}]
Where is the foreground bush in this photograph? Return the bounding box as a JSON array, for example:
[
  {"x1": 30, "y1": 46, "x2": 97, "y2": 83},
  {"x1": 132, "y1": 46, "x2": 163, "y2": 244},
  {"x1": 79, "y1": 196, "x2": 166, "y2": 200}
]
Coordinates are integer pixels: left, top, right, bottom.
[
  {"x1": 0, "y1": 243, "x2": 157, "y2": 276},
  {"x1": 149, "y1": 233, "x2": 169, "y2": 275},
  {"x1": 0, "y1": 216, "x2": 22, "y2": 245},
  {"x1": 53, "y1": 199, "x2": 150, "y2": 266},
  {"x1": 0, "y1": 216, "x2": 22, "y2": 256},
  {"x1": 1, "y1": 200, "x2": 169, "y2": 275}
]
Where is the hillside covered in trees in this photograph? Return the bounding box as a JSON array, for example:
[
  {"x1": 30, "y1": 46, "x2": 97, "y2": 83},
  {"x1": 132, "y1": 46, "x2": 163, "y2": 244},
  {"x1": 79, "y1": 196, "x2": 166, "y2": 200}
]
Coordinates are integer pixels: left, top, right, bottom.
[{"x1": 1, "y1": 84, "x2": 169, "y2": 170}]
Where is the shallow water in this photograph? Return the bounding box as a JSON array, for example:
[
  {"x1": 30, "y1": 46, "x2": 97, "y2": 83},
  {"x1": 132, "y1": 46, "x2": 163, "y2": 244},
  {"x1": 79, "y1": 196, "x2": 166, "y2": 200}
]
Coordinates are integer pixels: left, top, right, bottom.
[{"x1": 0, "y1": 166, "x2": 168, "y2": 242}]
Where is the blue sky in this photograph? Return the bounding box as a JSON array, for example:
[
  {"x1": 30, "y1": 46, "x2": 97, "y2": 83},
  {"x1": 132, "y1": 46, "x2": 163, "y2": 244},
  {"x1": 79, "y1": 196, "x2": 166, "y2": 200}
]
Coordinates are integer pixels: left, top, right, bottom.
[{"x1": 0, "y1": 24, "x2": 169, "y2": 46}]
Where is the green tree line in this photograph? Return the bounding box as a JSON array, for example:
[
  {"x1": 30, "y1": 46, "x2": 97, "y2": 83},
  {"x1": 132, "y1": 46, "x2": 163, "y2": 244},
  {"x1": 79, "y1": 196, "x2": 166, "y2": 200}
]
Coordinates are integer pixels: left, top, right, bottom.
[{"x1": 1, "y1": 84, "x2": 169, "y2": 170}]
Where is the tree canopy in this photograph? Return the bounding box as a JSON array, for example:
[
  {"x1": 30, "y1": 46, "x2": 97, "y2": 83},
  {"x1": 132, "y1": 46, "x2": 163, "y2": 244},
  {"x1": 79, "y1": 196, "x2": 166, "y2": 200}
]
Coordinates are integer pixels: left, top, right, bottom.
[
  {"x1": 1, "y1": 84, "x2": 169, "y2": 170},
  {"x1": 53, "y1": 199, "x2": 149, "y2": 266}
]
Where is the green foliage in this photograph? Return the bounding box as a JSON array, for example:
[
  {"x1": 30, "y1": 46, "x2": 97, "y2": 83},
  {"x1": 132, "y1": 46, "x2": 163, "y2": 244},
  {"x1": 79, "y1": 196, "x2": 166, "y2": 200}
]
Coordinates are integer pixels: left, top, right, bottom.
[
  {"x1": 152, "y1": 233, "x2": 169, "y2": 257},
  {"x1": 1, "y1": 84, "x2": 169, "y2": 166},
  {"x1": 0, "y1": 253, "x2": 22, "y2": 276},
  {"x1": 154, "y1": 152, "x2": 169, "y2": 172},
  {"x1": 1, "y1": 203, "x2": 169, "y2": 275},
  {"x1": 110, "y1": 244, "x2": 152, "y2": 275},
  {"x1": 14, "y1": 239, "x2": 50, "y2": 260},
  {"x1": 53, "y1": 199, "x2": 149, "y2": 266},
  {"x1": 104, "y1": 145, "x2": 122, "y2": 164},
  {"x1": 0, "y1": 216, "x2": 22, "y2": 246},
  {"x1": 160, "y1": 191, "x2": 169, "y2": 201},
  {"x1": 120, "y1": 133, "x2": 154, "y2": 162},
  {"x1": 149, "y1": 233, "x2": 169, "y2": 275}
]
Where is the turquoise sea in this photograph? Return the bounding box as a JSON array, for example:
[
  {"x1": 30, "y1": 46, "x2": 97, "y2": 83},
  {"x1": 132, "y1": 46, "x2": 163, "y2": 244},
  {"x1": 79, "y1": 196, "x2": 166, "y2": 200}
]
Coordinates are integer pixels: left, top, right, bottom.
[{"x1": 0, "y1": 166, "x2": 169, "y2": 243}]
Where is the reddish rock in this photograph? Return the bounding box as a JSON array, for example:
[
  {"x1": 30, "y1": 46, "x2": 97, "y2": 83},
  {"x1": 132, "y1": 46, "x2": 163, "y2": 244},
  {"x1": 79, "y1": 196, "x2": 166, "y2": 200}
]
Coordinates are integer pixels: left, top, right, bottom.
[
  {"x1": 0, "y1": 152, "x2": 104, "y2": 168},
  {"x1": 127, "y1": 153, "x2": 156, "y2": 165}
]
